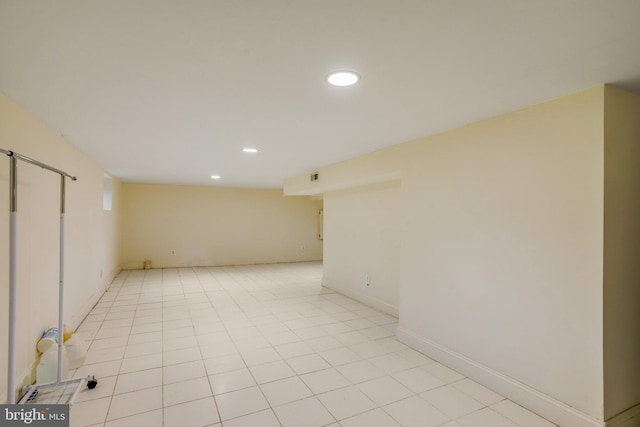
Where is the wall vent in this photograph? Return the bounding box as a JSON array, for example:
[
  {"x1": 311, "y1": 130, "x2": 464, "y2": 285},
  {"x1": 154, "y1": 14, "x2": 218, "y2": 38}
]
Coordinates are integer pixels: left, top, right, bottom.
[{"x1": 310, "y1": 172, "x2": 319, "y2": 182}]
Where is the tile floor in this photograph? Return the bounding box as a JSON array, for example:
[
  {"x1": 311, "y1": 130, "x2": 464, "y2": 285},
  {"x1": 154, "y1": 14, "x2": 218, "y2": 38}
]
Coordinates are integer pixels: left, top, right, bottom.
[{"x1": 69, "y1": 262, "x2": 556, "y2": 427}]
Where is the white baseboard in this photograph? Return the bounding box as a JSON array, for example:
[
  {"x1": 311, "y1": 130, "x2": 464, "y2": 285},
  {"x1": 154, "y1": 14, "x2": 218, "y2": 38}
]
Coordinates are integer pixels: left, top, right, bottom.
[
  {"x1": 607, "y1": 404, "x2": 640, "y2": 427},
  {"x1": 321, "y1": 282, "x2": 398, "y2": 317},
  {"x1": 68, "y1": 265, "x2": 121, "y2": 330},
  {"x1": 396, "y1": 326, "x2": 607, "y2": 427}
]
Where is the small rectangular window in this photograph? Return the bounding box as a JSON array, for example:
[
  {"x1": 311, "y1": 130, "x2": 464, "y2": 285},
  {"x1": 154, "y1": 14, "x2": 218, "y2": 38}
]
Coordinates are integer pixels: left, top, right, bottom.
[{"x1": 103, "y1": 174, "x2": 112, "y2": 211}]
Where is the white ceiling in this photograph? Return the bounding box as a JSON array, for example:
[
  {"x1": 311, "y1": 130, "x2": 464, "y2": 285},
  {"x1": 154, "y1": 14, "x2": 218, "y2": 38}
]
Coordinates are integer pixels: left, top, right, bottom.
[{"x1": 1, "y1": 1, "x2": 640, "y2": 189}]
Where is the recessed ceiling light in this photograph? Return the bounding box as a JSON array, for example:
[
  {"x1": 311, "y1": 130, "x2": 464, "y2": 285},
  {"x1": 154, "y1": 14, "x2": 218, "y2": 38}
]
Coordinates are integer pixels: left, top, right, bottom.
[
  {"x1": 242, "y1": 148, "x2": 258, "y2": 153},
  {"x1": 326, "y1": 71, "x2": 360, "y2": 87},
  {"x1": 210, "y1": 175, "x2": 221, "y2": 179}
]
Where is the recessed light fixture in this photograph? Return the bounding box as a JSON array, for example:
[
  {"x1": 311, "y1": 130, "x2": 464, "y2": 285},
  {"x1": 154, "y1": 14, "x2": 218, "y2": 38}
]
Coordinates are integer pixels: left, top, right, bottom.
[
  {"x1": 242, "y1": 148, "x2": 258, "y2": 153},
  {"x1": 210, "y1": 175, "x2": 221, "y2": 179},
  {"x1": 326, "y1": 70, "x2": 360, "y2": 87}
]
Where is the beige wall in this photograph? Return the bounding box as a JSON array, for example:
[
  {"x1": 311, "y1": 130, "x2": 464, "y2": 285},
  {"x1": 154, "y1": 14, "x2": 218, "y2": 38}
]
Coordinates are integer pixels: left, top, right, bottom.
[
  {"x1": 323, "y1": 181, "x2": 401, "y2": 316},
  {"x1": 120, "y1": 183, "x2": 322, "y2": 268},
  {"x1": 399, "y1": 87, "x2": 605, "y2": 422},
  {"x1": 285, "y1": 86, "x2": 612, "y2": 426},
  {"x1": 0, "y1": 92, "x2": 122, "y2": 401},
  {"x1": 603, "y1": 86, "x2": 640, "y2": 420}
]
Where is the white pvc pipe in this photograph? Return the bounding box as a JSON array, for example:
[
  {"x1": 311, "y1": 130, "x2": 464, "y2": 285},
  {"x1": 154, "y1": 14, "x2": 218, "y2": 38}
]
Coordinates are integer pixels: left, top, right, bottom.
[
  {"x1": 8, "y1": 211, "x2": 17, "y2": 404},
  {"x1": 7, "y1": 156, "x2": 17, "y2": 404},
  {"x1": 57, "y1": 176, "x2": 65, "y2": 382}
]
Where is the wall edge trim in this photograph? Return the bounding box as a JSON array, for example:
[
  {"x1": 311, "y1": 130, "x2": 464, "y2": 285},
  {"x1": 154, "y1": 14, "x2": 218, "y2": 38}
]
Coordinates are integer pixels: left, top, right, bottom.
[
  {"x1": 321, "y1": 283, "x2": 398, "y2": 317},
  {"x1": 606, "y1": 404, "x2": 640, "y2": 427},
  {"x1": 396, "y1": 326, "x2": 605, "y2": 427}
]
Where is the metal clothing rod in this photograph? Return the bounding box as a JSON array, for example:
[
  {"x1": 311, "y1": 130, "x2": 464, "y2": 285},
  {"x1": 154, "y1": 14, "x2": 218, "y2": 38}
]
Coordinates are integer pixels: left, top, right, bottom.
[
  {"x1": 2, "y1": 148, "x2": 77, "y2": 403},
  {"x1": 1, "y1": 149, "x2": 77, "y2": 181}
]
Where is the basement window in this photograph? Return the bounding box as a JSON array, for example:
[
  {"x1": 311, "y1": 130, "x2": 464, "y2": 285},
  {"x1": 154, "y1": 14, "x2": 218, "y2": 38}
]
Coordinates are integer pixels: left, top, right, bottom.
[{"x1": 103, "y1": 174, "x2": 112, "y2": 211}]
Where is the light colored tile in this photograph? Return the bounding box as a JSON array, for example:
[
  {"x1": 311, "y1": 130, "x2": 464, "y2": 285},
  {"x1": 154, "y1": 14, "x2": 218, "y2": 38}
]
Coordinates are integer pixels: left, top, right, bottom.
[
  {"x1": 89, "y1": 336, "x2": 128, "y2": 351},
  {"x1": 164, "y1": 397, "x2": 220, "y2": 427},
  {"x1": 209, "y1": 368, "x2": 256, "y2": 395},
  {"x1": 377, "y1": 338, "x2": 408, "y2": 352},
  {"x1": 163, "y1": 347, "x2": 202, "y2": 366},
  {"x1": 163, "y1": 360, "x2": 207, "y2": 384},
  {"x1": 114, "y1": 368, "x2": 162, "y2": 394},
  {"x1": 361, "y1": 326, "x2": 395, "y2": 339},
  {"x1": 294, "y1": 326, "x2": 327, "y2": 340},
  {"x1": 340, "y1": 408, "x2": 401, "y2": 427},
  {"x1": 196, "y1": 331, "x2": 231, "y2": 345},
  {"x1": 368, "y1": 315, "x2": 399, "y2": 326},
  {"x1": 382, "y1": 396, "x2": 450, "y2": 427},
  {"x1": 163, "y1": 377, "x2": 213, "y2": 406},
  {"x1": 104, "y1": 410, "x2": 162, "y2": 427},
  {"x1": 335, "y1": 331, "x2": 370, "y2": 346},
  {"x1": 124, "y1": 341, "x2": 162, "y2": 358},
  {"x1": 85, "y1": 346, "x2": 126, "y2": 365},
  {"x1": 309, "y1": 315, "x2": 338, "y2": 326},
  {"x1": 369, "y1": 353, "x2": 416, "y2": 374},
  {"x1": 221, "y1": 409, "x2": 280, "y2": 427},
  {"x1": 163, "y1": 326, "x2": 196, "y2": 339},
  {"x1": 320, "y1": 322, "x2": 353, "y2": 335},
  {"x1": 234, "y1": 335, "x2": 272, "y2": 352},
  {"x1": 452, "y1": 378, "x2": 504, "y2": 406},
  {"x1": 127, "y1": 331, "x2": 162, "y2": 345},
  {"x1": 336, "y1": 360, "x2": 385, "y2": 384},
  {"x1": 204, "y1": 353, "x2": 246, "y2": 375},
  {"x1": 457, "y1": 407, "x2": 519, "y2": 427},
  {"x1": 306, "y1": 336, "x2": 343, "y2": 352},
  {"x1": 317, "y1": 385, "x2": 376, "y2": 420},
  {"x1": 200, "y1": 342, "x2": 237, "y2": 359},
  {"x1": 275, "y1": 341, "x2": 315, "y2": 358},
  {"x1": 163, "y1": 335, "x2": 199, "y2": 351},
  {"x1": 491, "y1": 400, "x2": 557, "y2": 427},
  {"x1": 130, "y1": 323, "x2": 162, "y2": 335},
  {"x1": 346, "y1": 319, "x2": 377, "y2": 330},
  {"x1": 283, "y1": 318, "x2": 315, "y2": 330},
  {"x1": 300, "y1": 368, "x2": 350, "y2": 394},
  {"x1": 357, "y1": 376, "x2": 413, "y2": 406},
  {"x1": 265, "y1": 330, "x2": 301, "y2": 346},
  {"x1": 392, "y1": 367, "x2": 446, "y2": 393},
  {"x1": 421, "y1": 384, "x2": 484, "y2": 418},
  {"x1": 131, "y1": 316, "x2": 160, "y2": 327},
  {"x1": 84, "y1": 313, "x2": 107, "y2": 322},
  {"x1": 105, "y1": 311, "x2": 135, "y2": 321},
  {"x1": 69, "y1": 397, "x2": 111, "y2": 427},
  {"x1": 101, "y1": 318, "x2": 134, "y2": 329},
  {"x1": 260, "y1": 376, "x2": 313, "y2": 406},
  {"x1": 332, "y1": 311, "x2": 361, "y2": 322},
  {"x1": 75, "y1": 375, "x2": 117, "y2": 403},
  {"x1": 214, "y1": 386, "x2": 269, "y2": 421},
  {"x1": 273, "y1": 396, "x2": 335, "y2": 427},
  {"x1": 421, "y1": 362, "x2": 466, "y2": 383},
  {"x1": 349, "y1": 342, "x2": 392, "y2": 359},
  {"x1": 107, "y1": 386, "x2": 162, "y2": 420},
  {"x1": 249, "y1": 360, "x2": 296, "y2": 384},
  {"x1": 73, "y1": 360, "x2": 121, "y2": 379},
  {"x1": 286, "y1": 354, "x2": 330, "y2": 375},
  {"x1": 119, "y1": 353, "x2": 162, "y2": 374},
  {"x1": 240, "y1": 347, "x2": 282, "y2": 366},
  {"x1": 319, "y1": 347, "x2": 361, "y2": 366}
]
